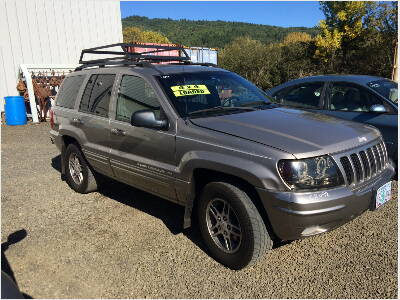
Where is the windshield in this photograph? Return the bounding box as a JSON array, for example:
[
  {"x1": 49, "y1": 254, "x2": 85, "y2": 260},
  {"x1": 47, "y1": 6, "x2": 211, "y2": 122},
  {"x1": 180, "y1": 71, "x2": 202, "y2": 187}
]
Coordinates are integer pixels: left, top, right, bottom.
[
  {"x1": 157, "y1": 71, "x2": 272, "y2": 117},
  {"x1": 367, "y1": 79, "x2": 398, "y2": 103}
]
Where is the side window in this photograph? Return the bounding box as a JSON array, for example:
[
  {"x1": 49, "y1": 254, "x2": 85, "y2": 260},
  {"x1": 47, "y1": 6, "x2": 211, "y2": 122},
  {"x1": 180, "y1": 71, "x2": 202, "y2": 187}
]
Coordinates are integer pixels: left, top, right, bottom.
[
  {"x1": 274, "y1": 83, "x2": 323, "y2": 109},
  {"x1": 79, "y1": 74, "x2": 115, "y2": 117},
  {"x1": 116, "y1": 75, "x2": 161, "y2": 122},
  {"x1": 329, "y1": 83, "x2": 392, "y2": 112},
  {"x1": 272, "y1": 88, "x2": 289, "y2": 104},
  {"x1": 56, "y1": 75, "x2": 84, "y2": 109}
]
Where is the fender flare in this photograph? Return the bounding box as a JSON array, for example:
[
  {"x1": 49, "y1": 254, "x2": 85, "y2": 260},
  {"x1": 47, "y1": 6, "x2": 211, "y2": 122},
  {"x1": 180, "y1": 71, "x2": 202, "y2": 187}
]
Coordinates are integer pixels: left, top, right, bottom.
[
  {"x1": 58, "y1": 129, "x2": 84, "y2": 176},
  {"x1": 179, "y1": 151, "x2": 278, "y2": 228}
]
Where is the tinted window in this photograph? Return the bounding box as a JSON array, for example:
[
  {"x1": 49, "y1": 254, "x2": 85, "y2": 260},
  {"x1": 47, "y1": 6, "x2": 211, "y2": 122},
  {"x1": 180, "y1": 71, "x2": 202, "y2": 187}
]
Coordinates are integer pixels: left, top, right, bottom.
[
  {"x1": 56, "y1": 75, "x2": 84, "y2": 109},
  {"x1": 274, "y1": 83, "x2": 323, "y2": 109},
  {"x1": 367, "y1": 79, "x2": 398, "y2": 103},
  {"x1": 79, "y1": 74, "x2": 115, "y2": 117},
  {"x1": 329, "y1": 83, "x2": 393, "y2": 112},
  {"x1": 116, "y1": 75, "x2": 161, "y2": 122},
  {"x1": 157, "y1": 71, "x2": 272, "y2": 117},
  {"x1": 272, "y1": 88, "x2": 288, "y2": 104}
]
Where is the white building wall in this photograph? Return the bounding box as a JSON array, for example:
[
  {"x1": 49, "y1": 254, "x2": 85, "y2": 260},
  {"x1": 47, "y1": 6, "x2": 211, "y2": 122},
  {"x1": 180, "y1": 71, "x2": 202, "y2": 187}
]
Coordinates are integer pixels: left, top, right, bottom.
[{"x1": 0, "y1": 0, "x2": 122, "y2": 111}]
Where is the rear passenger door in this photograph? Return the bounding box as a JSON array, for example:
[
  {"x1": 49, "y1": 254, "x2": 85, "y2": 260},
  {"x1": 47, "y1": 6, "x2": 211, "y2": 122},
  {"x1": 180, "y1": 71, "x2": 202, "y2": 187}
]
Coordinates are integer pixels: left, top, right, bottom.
[
  {"x1": 75, "y1": 73, "x2": 117, "y2": 177},
  {"x1": 108, "y1": 74, "x2": 177, "y2": 201}
]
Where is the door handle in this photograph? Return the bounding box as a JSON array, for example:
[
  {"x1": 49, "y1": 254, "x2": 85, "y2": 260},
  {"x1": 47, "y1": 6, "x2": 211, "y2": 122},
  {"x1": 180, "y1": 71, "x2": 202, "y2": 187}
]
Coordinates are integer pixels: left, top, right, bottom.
[
  {"x1": 111, "y1": 128, "x2": 126, "y2": 136},
  {"x1": 71, "y1": 118, "x2": 83, "y2": 125}
]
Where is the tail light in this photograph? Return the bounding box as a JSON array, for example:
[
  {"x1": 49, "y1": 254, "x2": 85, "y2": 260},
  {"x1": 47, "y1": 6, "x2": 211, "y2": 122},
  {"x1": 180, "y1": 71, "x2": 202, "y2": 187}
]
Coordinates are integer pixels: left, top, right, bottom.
[{"x1": 50, "y1": 109, "x2": 55, "y2": 129}]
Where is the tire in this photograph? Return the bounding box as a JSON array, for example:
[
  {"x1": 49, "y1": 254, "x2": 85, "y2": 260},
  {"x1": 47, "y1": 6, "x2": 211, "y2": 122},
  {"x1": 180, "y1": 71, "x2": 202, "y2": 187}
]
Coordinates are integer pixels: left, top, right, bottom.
[
  {"x1": 64, "y1": 143, "x2": 98, "y2": 193},
  {"x1": 197, "y1": 182, "x2": 273, "y2": 270}
]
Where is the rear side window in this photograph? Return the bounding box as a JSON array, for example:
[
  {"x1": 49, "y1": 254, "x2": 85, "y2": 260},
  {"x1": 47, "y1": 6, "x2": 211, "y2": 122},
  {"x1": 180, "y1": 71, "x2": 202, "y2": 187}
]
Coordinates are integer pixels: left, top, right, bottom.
[
  {"x1": 56, "y1": 75, "x2": 84, "y2": 109},
  {"x1": 79, "y1": 74, "x2": 115, "y2": 117},
  {"x1": 329, "y1": 82, "x2": 394, "y2": 113}
]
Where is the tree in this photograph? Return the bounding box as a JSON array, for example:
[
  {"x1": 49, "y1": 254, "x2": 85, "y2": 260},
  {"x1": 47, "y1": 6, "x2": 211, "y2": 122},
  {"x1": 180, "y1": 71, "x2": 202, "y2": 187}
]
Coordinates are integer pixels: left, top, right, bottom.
[
  {"x1": 315, "y1": 1, "x2": 397, "y2": 76},
  {"x1": 314, "y1": 20, "x2": 342, "y2": 71},
  {"x1": 219, "y1": 37, "x2": 282, "y2": 89},
  {"x1": 367, "y1": 1, "x2": 398, "y2": 78},
  {"x1": 121, "y1": 15, "x2": 318, "y2": 48},
  {"x1": 123, "y1": 26, "x2": 170, "y2": 44},
  {"x1": 283, "y1": 32, "x2": 312, "y2": 44},
  {"x1": 315, "y1": 1, "x2": 375, "y2": 72},
  {"x1": 280, "y1": 33, "x2": 317, "y2": 81},
  {"x1": 374, "y1": 1, "x2": 397, "y2": 33},
  {"x1": 123, "y1": 27, "x2": 143, "y2": 43}
]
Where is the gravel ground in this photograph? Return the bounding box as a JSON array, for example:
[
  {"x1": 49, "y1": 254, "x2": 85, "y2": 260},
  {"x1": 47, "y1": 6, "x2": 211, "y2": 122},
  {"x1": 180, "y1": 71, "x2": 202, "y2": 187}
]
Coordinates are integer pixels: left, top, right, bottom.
[{"x1": 1, "y1": 123, "x2": 398, "y2": 298}]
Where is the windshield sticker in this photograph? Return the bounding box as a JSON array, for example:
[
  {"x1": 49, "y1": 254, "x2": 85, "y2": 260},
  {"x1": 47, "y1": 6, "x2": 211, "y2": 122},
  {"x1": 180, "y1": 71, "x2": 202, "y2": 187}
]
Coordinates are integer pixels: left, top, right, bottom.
[{"x1": 171, "y1": 85, "x2": 211, "y2": 97}]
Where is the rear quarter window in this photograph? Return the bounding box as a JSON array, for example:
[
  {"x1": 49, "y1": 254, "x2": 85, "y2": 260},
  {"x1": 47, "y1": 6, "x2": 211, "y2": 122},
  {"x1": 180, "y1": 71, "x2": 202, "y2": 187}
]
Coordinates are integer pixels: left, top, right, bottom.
[{"x1": 56, "y1": 75, "x2": 85, "y2": 109}]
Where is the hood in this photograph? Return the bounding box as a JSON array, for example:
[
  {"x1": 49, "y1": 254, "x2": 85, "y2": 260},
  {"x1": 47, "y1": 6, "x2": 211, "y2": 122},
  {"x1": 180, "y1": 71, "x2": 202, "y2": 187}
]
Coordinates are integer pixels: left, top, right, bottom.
[{"x1": 190, "y1": 107, "x2": 381, "y2": 158}]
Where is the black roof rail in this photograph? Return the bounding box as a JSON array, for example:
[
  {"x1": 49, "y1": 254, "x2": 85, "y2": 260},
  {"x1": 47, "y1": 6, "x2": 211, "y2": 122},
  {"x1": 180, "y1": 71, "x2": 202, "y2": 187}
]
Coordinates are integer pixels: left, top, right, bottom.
[
  {"x1": 182, "y1": 62, "x2": 218, "y2": 68},
  {"x1": 75, "y1": 43, "x2": 191, "y2": 71}
]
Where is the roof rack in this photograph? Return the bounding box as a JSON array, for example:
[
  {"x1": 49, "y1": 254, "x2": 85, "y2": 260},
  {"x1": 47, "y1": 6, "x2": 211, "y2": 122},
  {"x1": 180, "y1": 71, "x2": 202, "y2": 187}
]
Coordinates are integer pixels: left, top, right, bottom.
[{"x1": 75, "y1": 43, "x2": 193, "y2": 71}]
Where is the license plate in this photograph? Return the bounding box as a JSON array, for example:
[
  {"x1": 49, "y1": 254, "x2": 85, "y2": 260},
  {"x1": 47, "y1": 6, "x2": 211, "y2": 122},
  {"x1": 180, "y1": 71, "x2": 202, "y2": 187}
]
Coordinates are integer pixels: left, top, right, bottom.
[{"x1": 375, "y1": 181, "x2": 392, "y2": 209}]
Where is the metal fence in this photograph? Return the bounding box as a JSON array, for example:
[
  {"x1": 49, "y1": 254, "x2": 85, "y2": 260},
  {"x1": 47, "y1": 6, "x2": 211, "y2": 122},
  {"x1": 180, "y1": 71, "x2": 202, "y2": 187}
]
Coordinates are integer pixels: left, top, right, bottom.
[{"x1": 183, "y1": 47, "x2": 218, "y2": 65}]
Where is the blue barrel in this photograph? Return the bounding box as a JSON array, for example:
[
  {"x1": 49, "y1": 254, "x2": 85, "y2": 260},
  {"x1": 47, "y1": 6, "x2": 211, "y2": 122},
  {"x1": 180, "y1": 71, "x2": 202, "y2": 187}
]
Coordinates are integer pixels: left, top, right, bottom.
[{"x1": 4, "y1": 96, "x2": 27, "y2": 125}]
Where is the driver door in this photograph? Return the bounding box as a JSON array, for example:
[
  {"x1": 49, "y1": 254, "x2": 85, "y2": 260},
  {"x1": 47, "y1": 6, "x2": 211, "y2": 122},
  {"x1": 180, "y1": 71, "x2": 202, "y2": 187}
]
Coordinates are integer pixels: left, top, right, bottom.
[{"x1": 108, "y1": 74, "x2": 177, "y2": 201}]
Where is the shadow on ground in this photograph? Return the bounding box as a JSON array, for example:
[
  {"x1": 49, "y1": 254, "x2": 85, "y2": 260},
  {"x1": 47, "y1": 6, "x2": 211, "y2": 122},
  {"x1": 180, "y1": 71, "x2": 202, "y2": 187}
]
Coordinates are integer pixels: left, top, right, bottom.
[
  {"x1": 51, "y1": 155, "x2": 208, "y2": 253},
  {"x1": 2, "y1": 229, "x2": 33, "y2": 298},
  {"x1": 51, "y1": 154, "x2": 291, "y2": 257}
]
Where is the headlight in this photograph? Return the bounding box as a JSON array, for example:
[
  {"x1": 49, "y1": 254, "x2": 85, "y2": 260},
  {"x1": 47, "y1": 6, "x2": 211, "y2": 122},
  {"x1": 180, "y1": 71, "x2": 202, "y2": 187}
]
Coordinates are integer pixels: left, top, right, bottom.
[{"x1": 278, "y1": 156, "x2": 344, "y2": 190}]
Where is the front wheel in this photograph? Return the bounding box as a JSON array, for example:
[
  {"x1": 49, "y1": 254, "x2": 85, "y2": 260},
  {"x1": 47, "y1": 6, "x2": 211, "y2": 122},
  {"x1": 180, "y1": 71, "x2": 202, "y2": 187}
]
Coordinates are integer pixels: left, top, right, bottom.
[{"x1": 197, "y1": 182, "x2": 273, "y2": 269}]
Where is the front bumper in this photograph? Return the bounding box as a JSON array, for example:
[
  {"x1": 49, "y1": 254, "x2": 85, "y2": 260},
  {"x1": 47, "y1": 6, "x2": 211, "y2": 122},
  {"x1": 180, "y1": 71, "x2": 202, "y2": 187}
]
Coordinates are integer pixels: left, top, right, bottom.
[{"x1": 257, "y1": 164, "x2": 395, "y2": 241}]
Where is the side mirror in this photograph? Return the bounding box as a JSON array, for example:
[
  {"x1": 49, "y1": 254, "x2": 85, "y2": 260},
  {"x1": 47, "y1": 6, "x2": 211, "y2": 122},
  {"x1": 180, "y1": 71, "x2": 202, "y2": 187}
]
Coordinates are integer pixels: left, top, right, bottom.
[
  {"x1": 131, "y1": 109, "x2": 168, "y2": 130},
  {"x1": 369, "y1": 104, "x2": 386, "y2": 113}
]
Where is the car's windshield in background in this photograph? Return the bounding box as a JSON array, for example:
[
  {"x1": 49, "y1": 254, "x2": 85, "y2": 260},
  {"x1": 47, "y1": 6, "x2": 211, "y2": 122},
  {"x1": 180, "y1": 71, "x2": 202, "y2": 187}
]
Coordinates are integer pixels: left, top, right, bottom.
[
  {"x1": 367, "y1": 79, "x2": 398, "y2": 103},
  {"x1": 157, "y1": 71, "x2": 272, "y2": 117}
]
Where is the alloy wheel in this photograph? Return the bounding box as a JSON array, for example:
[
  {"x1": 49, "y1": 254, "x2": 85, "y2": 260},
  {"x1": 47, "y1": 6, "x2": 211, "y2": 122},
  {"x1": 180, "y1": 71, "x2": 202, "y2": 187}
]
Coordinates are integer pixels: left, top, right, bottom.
[
  {"x1": 206, "y1": 198, "x2": 242, "y2": 253},
  {"x1": 68, "y1": 153, "x2": 83, "y2": 185}
]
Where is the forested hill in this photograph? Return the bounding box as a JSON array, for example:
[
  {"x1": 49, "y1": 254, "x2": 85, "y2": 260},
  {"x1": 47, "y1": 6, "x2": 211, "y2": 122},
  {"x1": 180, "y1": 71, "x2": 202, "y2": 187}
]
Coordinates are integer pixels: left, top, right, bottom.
[{"x1": 122, "y1": 15, "x2": 318, "y2": 48}]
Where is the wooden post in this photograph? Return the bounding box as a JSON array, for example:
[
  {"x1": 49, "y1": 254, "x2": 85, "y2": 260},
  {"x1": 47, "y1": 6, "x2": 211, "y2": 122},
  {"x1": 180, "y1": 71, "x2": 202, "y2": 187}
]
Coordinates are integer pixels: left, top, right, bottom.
[{"x1": 392, "y1": 41, "x2": 398, "y2": 82}]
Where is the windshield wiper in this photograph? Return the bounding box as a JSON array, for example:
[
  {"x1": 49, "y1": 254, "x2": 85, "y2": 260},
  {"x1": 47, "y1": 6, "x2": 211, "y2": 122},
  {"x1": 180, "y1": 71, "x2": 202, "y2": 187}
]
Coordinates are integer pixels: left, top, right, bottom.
[
  {"x1": 188, "y1": 106, "x2": 256, "y2": 117},
  {"x1": 240, "y1": 100, "x2": 278, "y2": 108}
]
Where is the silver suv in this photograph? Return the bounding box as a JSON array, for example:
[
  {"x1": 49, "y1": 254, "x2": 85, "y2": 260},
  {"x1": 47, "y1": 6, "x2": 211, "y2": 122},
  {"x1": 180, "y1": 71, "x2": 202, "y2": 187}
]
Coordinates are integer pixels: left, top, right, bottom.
[{"x1": 50, "y1": 44, "x2": 395, "y2": 269}]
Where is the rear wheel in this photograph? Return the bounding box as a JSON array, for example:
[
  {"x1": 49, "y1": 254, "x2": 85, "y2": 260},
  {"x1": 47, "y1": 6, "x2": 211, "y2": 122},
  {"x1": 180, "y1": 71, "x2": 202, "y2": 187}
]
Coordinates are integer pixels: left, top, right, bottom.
[
  {"x1": 65, "y1": 143, "x2": 98, "y2": 193},
  {"x1": 197, "y1": 182, "x2": 273, "y2": 269}
]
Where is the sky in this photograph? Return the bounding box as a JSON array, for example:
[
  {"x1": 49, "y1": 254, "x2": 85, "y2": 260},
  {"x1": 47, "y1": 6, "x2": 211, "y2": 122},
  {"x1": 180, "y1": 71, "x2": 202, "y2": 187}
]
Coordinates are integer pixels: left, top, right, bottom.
[{"x1": 120, "y1": 1, "x2": 325, "y2": 28}]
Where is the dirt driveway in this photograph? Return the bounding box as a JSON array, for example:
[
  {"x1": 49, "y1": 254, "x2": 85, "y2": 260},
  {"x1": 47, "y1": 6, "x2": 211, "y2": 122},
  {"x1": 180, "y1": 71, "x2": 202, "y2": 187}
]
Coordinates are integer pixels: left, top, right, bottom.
[{"x1": 1, "y1": 123, "x2": 397, "y2": 298}]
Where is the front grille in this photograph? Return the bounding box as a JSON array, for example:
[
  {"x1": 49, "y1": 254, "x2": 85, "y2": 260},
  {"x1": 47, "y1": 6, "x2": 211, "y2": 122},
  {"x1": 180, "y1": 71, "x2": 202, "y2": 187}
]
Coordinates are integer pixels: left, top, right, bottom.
[
  {"x1": 339, "y1": 140, "x2": 388, "y2": 185},
  {"x1": 372, "y1": 145, "x2": 381, "y2": 170},
  {"x1": 366, "y1": 148, "x2": 376, "y2": 174},
  {"x1": 340, "y1": 156, "x2": 354, "y2": 184},
  {"x1": 350, "y1": 153, "x2": 363, "y2": 182},
  {"x1": 359, "y1": 151, "x2": 370, "y2": 178}
]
